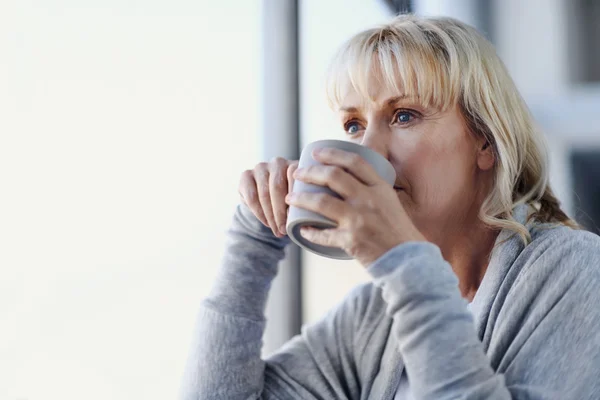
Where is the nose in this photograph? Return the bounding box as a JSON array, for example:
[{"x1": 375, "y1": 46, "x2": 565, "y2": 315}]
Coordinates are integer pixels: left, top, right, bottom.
[{"x1": 360, "y1": 128, "x2": 390, "y2": 160}]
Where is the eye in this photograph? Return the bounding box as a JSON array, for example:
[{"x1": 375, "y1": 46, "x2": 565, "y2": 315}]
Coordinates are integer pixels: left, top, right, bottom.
[
  {"x1": 392, "y1": 109, "x2": 418, "y2": 125},
  {"x1": 343, "y1": 120, "x2": 364, "y2": 135}
]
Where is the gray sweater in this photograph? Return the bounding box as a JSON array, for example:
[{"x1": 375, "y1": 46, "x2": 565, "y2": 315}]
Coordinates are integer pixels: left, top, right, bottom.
[{"x1": 179, "y1": 204, "x2": 600, "y2": 399}]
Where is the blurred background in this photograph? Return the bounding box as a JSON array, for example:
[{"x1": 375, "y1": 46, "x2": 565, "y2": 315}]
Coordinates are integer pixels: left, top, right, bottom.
[{"x1": 1, "y1": 0, "x2": 599, "y2": 399}]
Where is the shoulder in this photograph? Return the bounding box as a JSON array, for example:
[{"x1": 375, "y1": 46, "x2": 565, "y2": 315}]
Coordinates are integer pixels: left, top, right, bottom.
[
  {"x1": 528, "y1": 224, "x2": 600, "y2": 271},
  {"x1": 513, "y1": 224, "x2": 600, "y2": 299},
  {"x1": 530, "y1": 221, "x2": 600, "y2": 247},
  {"x1": 494, "y1": 226, "x2": 600, "y2": 394}
]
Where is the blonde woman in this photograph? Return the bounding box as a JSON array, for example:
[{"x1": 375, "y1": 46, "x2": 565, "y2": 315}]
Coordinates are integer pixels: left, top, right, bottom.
[{"x1": 180, "y1": 15, "x2": 600, "y2": 399}]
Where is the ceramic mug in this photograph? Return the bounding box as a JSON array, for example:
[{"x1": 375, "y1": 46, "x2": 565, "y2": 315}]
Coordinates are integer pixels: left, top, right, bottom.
[{"x1": 286, "y1": 139, "x2": 396, "y2": 259}]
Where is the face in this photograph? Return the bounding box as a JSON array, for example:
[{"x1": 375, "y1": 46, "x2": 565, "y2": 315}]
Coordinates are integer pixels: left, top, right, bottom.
[{"x1": 336, "y1": 76, "x2": 495, "y2": 242}]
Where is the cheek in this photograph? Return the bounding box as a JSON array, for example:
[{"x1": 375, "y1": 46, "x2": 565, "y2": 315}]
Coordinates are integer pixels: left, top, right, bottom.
[{"x1": 400, "y1": 134, "x2": 475, "y2": 211}]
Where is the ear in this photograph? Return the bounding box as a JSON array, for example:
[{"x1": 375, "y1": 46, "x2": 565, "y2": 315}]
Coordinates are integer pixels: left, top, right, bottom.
[{"x1": 476, "y1": 139, "x2": 495, "y2": 171}]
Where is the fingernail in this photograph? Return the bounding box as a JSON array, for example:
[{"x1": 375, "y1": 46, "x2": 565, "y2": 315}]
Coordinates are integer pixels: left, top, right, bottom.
[
  {"x1": 286, "y1": 192, "x2": 296, "y2": 200},
  {"x1": 279, "y1": 225, "x2": 287, "y2": 235}
]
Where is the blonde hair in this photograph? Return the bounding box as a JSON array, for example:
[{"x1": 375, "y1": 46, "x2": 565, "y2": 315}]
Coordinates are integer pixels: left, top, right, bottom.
[{"x1": 325, "y1": 14, "x2": 578, "y2": 244}]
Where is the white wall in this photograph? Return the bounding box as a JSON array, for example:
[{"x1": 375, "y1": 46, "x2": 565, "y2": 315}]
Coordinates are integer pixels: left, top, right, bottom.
[
  {"x1": 299, "y1": 0, "x2": 392, "y2": 324},
  {"x1": 0, "y1": 1, "x2": 260, "y2": 399}
]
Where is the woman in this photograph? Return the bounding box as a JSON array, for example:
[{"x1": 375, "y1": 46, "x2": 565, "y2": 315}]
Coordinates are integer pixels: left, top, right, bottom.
[{"x1": 180, "y1": 15, "x2": 600, "y2": 399}]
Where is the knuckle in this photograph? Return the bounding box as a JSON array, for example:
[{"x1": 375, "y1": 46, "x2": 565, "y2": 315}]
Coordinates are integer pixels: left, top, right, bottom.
[
  {"x1": 240, "y1": 169, "x2": 254, "y2": 182},
  {"x1": 363, "y1": 196, "x2": 376, "y2": 209},
  {"x1": 349, "y1": 153, "x2": 362, "y2": 163},
  {"x1": 353, "y1": 155, "x2": 368, "y2": 170},
  {"x1": 255, "y1": 162, "x2": 269, "y2": 174},
  {"x1": 351, "y1": 214, "x2": 367, "y2": 230},
  {"x1": 270, "y1": 156, "x2": 287, "y2": 166},
  {"x1": 274, "y1": 176, "x2": 286, "y2": 190},
  {"x1": 272, "y1": 170, "x2": 286, "y2": 188},
  {"x1": 352, "y1": 194, "x2": 373, "y2": 209},
  {"x1": 254, "y1": 166, "x2": 269, "y2": 182},
  {"x1": 287, "y1": 162, "x2": 298, "y2": 175},
  {"x1": 315, "y1": 194, "x2": 329, "y2": 208},
  {"x1": 320, "y1": 147, "x2": 333, "y2": 156},
  {"x1": 326, "y1": 166, "x2": 342, "y2": 180}
]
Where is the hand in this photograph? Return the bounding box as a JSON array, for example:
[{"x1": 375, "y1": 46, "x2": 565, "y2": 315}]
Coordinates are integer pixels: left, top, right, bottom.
[
  {"x1": 238, "y1": 157, "x2": 299, "y2": 238},
  {"x1": 285, "y1": 147, "x2": 425, "y2": 266}
]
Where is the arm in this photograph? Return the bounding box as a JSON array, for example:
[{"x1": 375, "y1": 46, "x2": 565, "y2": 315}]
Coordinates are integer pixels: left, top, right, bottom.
[
  {"x1": 178, "y1": 204, "x2": 287, "y2": 400},
  {"x1": 368, "y1": 236, "x2": 600, "y2": 399},
  {"x1": 179, "y1": 205, "x2": 363, "y2": 400},
  {"x1": 369, "y1": 242, "x2": 511, "y2": 399}
]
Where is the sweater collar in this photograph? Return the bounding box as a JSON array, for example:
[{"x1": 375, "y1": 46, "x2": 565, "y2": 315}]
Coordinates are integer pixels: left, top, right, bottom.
[{"x1": 468, "y1": 203, "x2": 531, "y2": 347}]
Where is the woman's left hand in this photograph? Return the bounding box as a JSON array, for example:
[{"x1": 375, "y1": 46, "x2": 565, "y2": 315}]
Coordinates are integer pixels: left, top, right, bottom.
[{"x1": 285, "y1": 147, "x2": 426, "y2": 266}]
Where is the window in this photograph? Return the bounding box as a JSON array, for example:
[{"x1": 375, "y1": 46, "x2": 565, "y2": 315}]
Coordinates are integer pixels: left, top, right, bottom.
[
  {"x1": 0, "y1": 2, "x2": 260, "y2": 399},
  {"x1": 568, "y1": 0, "x2": 600, "y2": 83},
  {"x1": 570, "y1": 150, "x2": 600, "y2": 234}
]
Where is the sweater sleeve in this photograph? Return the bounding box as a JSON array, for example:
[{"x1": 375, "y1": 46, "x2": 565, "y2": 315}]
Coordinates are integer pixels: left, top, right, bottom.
[
  {"x1": 367, "y1": 237, "x2": 600, "y2": 400},
  {"x1": 178, "y1": 204, "x2": 363, "y2": 400}
]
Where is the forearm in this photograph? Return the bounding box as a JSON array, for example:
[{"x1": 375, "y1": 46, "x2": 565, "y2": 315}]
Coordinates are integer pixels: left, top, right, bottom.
[
  {"x1": 368, "y1": 242, "x2": 512, "y2": 400},
  {"x1": 179, "y1": 204, "x2": 289, "y2": 400},
  {"x1": 206, "y1": 204, "x2": 289, "y2": 319}
]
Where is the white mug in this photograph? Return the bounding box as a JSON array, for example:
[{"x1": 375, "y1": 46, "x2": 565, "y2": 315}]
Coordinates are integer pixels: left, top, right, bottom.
[{"x1": 286, "y1": 139, "x2": 396, "y2": 259}]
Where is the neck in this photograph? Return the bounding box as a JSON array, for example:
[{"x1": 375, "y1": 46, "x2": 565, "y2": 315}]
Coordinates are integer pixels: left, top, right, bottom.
[{"x1": 435, "y1": 217, "x2": 499, "y2": 302}]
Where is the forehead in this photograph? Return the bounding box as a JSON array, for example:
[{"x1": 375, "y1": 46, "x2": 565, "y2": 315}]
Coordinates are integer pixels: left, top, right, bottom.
[
  {"x1": 326, "y1": 39, "x2": 457, "y2": 113},
  {"x1": 335, "y1": 68, "x2": 415, "y2": 111}
]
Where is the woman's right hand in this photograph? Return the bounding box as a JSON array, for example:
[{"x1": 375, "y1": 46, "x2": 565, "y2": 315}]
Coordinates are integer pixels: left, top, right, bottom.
[{"x1": 238, "y1": 157, "x2": 299, "y2": 238}]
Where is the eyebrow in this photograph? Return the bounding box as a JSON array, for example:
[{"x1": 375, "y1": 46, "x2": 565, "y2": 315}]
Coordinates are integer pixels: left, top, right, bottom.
[{"x1": 339, "y1": 95, "x2": 411, "y2": 113}]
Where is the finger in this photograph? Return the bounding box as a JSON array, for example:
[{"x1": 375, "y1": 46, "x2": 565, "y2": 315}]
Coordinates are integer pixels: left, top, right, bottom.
[
  {"x1": 254, "y1": 163, "x2": 281, "y2": 237},
  {"x1": 286, "y1": 161, "x2": 299, "y2": 221},
  {"x1": 312, "y1": 147, "x2": 382, "y2": 186},
  {"x1": 285, "y1": 191, "x2": 348, "y2": 222},
  {"x1": 299, "y1": 226, "x2": 344, "y2": 249},
  {"x1": 287, "y1": 161, "x2": 299, "y2": 194},
  {"x1": 269, "y1": 157, "x2": 289, "y2": 236},
  {"x1": 238, "y1": 170, "x2": 269, "y2": 227},
  {"x1": 293, "y1": 164, "x2": 362, "y2": 199}
]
